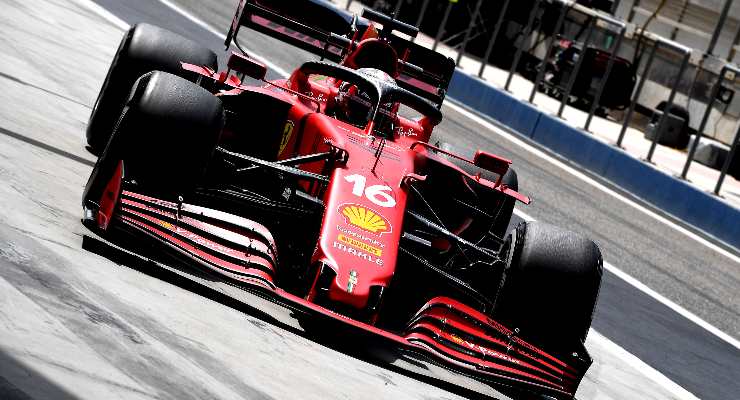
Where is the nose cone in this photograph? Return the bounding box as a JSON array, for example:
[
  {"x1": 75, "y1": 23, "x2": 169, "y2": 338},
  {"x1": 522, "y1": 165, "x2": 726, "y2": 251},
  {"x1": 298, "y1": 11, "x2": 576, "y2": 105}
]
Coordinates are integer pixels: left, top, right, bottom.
[
  {"x1": 327, "y1": 264, "x2": 371, "y2": 309},
  {"x1": 313, "y1": 168, "x2": 405, "y2": 311}
]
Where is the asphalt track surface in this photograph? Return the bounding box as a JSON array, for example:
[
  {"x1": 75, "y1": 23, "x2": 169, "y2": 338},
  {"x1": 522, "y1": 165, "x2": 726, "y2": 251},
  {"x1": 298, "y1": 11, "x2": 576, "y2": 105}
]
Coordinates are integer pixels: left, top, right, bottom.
[{"x1": 0, "y1": 0, "x2": 737, "y2": 399}]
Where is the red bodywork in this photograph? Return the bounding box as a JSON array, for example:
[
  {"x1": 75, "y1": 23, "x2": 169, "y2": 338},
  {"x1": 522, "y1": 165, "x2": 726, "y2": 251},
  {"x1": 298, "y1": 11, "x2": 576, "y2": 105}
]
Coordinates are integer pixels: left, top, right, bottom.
[{"x1": 182, "y1": 59, "x2": 532, "y2": 310}]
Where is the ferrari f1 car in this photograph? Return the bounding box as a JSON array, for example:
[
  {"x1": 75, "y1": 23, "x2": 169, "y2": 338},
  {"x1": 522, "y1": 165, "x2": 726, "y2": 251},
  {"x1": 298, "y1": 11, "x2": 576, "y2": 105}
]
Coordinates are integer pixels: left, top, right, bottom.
[{"x1": 82, "y1": 1, "x2": 603, "y2": 399}]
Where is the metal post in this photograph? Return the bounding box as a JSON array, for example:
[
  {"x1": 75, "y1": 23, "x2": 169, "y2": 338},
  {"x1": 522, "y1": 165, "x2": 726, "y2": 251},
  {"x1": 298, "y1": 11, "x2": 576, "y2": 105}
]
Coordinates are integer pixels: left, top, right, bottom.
[
  {"x1": 707, "y1": 0, "x2": 734, "y2": 56},
  {"x1": 627, "y1": 0, "x2": 641, "y2": 23},
  {"x1": 433, "y1": 2, "x2": 455, "y2": 51},
  {"x1": 415, "y1": 0, "x2": 431, "y2": 28},
  {"x1": 478, "y1": 0, "x2": 512, "y2": 77},
  {"x1": 393, "y1": 0, "x2": 404, "y2": 17},
  {"x1": 714, "y1": 122, "x2": 740, "y2": 194},
  {"x1": 585, "y1": 26, "x2": 625, "y2": 131},
  {"x1": 456, "y1": 0, "x2": 485, "y2": 66},
  {"x1": 646, "y1": 51, "x2": 690, "y2": 162},
  {"x1": 506, "y1": 0, "x2": 542, "y2": 90},
  {"x1": 682, "y1": 67, "x2": 729, "y2": 179},
  {"x1": 557, "y1": 17, "x2": 596, "y2": 117},
  {"x1": 529, "y1": 2, "x2": 569, "y2": 101},
  {"x1": 617, "y1": 41, "x2": 658, "y2": 147}
]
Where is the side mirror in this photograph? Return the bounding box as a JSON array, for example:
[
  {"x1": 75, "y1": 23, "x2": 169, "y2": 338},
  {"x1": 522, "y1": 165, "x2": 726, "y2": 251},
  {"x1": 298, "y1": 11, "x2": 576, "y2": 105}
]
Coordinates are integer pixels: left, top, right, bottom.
[
  {"x1": 473, "y1": 150, "x2": 511, "y2": 177},
  {"x1": 227, "y1": 52, "x2": 267, "y2": 80}
]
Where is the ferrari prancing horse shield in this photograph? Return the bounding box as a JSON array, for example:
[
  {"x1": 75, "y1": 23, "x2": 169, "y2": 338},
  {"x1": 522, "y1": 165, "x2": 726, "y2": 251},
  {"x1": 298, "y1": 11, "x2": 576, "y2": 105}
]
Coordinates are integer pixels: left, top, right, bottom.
[{"x1": 278, "y1": 120, "x2": 294, "y2": 155}]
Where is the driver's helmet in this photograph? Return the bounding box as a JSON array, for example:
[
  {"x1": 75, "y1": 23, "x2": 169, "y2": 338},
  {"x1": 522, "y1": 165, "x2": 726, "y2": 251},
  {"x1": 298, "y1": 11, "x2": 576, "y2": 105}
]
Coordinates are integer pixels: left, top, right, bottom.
[{"x1": 335, "y1": 68, "x2": 398, "y2": 135}]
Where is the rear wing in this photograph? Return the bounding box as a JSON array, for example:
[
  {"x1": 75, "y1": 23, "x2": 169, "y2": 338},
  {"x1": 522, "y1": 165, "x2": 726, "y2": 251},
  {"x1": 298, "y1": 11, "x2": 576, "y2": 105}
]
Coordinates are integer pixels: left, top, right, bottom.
[{"x1": 226, "y1": 0, "x2": 455, "y2": 107}]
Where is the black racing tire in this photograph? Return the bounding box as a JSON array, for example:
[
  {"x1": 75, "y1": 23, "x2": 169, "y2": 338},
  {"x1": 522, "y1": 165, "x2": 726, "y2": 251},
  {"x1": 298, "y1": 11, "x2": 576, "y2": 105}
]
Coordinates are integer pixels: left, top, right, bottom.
[
  {"x1": 493, "y1": 221, "x2": 602, "y2": 353},
  {"x1": 106, "y1": 71, "x2": 224, "y2": 193},
  {"x1": 87, "y1": 23, "x2": 218, "y2": 154}
]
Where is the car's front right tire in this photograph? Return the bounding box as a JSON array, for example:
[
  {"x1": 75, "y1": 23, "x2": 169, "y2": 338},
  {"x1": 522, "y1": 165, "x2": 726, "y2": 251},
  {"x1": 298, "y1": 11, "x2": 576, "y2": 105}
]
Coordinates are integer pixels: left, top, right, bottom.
[{"x1": 492, "y1": 221, "x2": 603, "y2": 354}]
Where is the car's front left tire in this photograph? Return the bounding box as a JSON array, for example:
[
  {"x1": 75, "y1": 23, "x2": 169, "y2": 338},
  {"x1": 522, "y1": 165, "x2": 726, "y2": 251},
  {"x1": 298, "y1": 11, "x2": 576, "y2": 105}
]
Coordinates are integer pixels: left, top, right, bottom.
[
  {"x1": 114, "y1": 71, "x2": 224, "y2": 192},
  {"x1": 87, "y1": 23, "x2": 218, "y2": 154},
  {"x1": 83, "y1": 71, "x2": 224, "y2": 205}
]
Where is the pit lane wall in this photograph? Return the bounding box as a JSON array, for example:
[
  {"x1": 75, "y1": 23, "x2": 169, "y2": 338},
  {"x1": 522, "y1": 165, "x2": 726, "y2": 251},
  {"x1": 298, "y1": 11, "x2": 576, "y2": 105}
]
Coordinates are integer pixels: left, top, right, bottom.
[{"x1": 447, "y1": 70, "x2": 740, "y2": 250}]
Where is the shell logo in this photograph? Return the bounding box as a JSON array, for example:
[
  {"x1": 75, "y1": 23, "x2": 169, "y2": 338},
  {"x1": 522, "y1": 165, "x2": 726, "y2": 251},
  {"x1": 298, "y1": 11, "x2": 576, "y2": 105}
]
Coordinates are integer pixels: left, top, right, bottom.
[{"x1": 340, "y1": 204, "x2": 390, "y2": 235}]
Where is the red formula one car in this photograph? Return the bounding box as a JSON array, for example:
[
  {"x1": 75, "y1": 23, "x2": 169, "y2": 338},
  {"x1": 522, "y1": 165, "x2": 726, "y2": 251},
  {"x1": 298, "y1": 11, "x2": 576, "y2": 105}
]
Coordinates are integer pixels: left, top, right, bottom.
[{"x1": 82, "y1": 1, "x2": 603, "y2": 398}]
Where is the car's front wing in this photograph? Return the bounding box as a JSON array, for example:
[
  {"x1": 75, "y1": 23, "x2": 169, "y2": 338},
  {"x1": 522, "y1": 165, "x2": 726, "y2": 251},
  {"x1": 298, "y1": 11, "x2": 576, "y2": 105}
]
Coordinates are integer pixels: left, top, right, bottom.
[{"x1": 84, "y1": 189, "x2": 589, "y2": 400}]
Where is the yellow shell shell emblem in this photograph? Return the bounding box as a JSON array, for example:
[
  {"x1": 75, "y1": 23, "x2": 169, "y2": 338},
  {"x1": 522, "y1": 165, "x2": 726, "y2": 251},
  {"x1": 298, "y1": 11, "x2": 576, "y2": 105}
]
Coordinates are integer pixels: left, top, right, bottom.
[{"x1": 341, "y1": 204, "x2": 390, "y2": 234}]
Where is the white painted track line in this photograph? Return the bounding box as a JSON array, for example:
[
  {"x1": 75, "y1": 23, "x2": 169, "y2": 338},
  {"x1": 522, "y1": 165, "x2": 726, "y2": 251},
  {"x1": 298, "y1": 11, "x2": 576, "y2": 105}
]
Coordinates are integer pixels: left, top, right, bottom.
[
  {"x1": 587, "y1": 329, "x2": 699, "y2": 400},
  {"x1": 78, "y1": 0, "x2": 129, "y2": 30}
]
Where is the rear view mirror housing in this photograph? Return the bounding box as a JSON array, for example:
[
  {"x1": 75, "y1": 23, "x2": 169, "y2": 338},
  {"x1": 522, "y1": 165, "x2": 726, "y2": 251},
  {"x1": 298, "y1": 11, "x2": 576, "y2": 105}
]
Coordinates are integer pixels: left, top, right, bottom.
[
  {"x1": 474, "y1": 150, "x2": 511, "y2": 177},
  {"x1": 227, "y1": 52, "x2": 267, "y2": 80}
]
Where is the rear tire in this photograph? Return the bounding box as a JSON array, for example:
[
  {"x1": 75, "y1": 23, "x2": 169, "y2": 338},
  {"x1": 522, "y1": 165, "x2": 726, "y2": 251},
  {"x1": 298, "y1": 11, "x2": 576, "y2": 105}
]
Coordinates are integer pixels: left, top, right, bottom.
[
  {"x1": 106, "y1": 71, "x2": 224, "y2": 193},
  {"x1": 493, "y1": 221, "x2": 602, "y2": 353},
  {"x1": 87, "y1": 23, "x2": 218, "y2": 154}
]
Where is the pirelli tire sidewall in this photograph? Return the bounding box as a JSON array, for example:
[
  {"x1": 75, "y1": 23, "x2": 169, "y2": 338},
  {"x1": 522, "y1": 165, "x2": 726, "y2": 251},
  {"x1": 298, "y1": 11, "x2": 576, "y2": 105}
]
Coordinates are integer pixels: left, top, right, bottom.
[
  {"x1": 493, "y1": 221, "x2": 603, "y2": 354},
  {"x1": 111, "y1": 71, "x2": 224, "y2": 193},
  {"x1": 87, "y1": 23, "x2": 218, "y2": 154}
]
